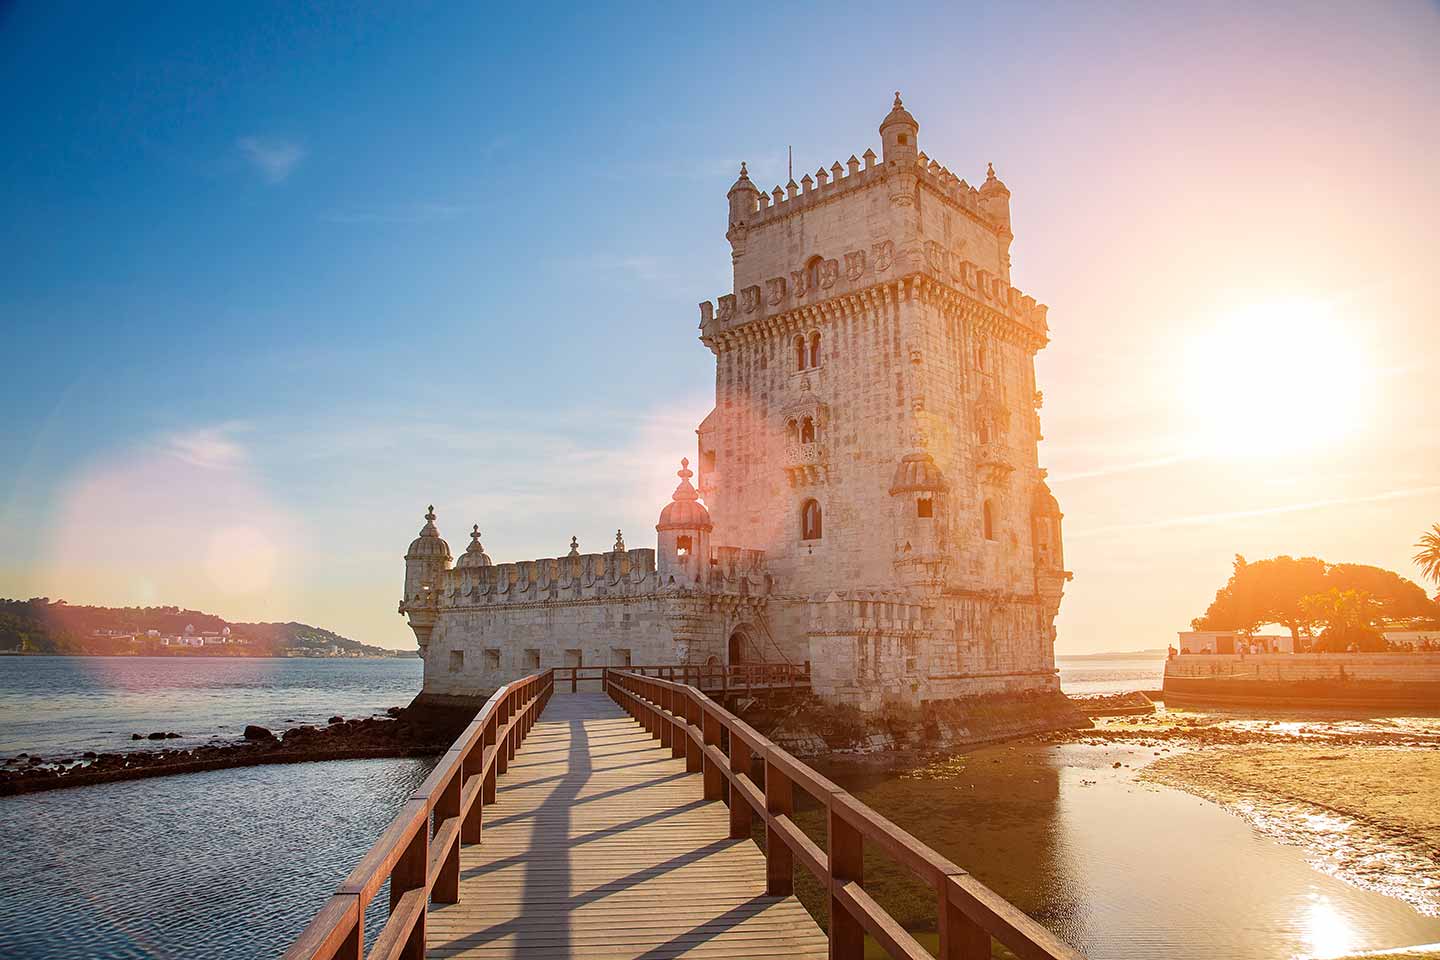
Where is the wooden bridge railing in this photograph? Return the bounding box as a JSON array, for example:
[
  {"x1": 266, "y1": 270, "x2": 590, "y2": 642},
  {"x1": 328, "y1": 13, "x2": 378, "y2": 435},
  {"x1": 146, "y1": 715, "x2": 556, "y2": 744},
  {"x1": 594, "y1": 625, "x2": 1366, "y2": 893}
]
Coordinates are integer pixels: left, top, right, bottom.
[
  {"x1": 282, "y1": 669, "x2": 554, "y2": 960},
  {"x1": 553, "y1": 661, "x2": 810, "y2": 695},
  {"x1": 605, "y1": 669, "x2": 1085, "y2": 960}
]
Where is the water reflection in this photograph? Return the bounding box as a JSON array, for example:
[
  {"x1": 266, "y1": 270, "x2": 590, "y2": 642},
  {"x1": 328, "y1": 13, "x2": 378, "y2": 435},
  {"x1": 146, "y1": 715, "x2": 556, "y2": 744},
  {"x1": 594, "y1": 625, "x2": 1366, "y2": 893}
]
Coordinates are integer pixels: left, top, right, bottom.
[
  {"x1": 1303, "y1": 895, "x2": 1359, "y2": 960},
  {"x1": 820, "y1": 741, "x2": 1440, "y2": 960}
]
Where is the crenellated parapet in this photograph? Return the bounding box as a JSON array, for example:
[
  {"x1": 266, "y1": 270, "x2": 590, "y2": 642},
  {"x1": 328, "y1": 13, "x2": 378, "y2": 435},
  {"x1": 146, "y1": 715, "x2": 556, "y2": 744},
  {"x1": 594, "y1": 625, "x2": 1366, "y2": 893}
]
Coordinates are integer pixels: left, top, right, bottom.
[
  {"x1": 426, "y1": 544, "x2": 770, "y2": 610},
  {"x1": 700, "y1": 270, "x2": 1049, "y2": 356},
  {"x1": 437, "y1": 548, "x2": 659, "y2": 609},
  {"x1": 735, "y1": 148, "x2": 1010, "y2": 238}
]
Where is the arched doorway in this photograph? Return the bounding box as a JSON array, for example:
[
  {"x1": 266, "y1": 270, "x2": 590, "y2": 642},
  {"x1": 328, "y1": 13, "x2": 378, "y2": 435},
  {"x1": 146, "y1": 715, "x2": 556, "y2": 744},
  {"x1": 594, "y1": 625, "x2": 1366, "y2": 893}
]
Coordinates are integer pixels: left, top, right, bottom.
[{"x1": 728, "y1": 628, "x2": 750, "y2": 665}]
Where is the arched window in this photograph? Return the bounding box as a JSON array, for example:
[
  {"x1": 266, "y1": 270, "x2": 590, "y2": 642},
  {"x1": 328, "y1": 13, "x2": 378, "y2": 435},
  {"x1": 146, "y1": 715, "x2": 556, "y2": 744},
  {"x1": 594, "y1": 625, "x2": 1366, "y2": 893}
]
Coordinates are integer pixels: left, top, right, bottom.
[
  {"x1": 786, "y1": 419, "x2": 799, "y2": 444},
  {"x1": 676, "y1": 535, "x2": 692, "y2": 557},
  {"x1": 805, "y1": 256, "x2": 822, "y2": 292},
  {"x1": 801, "y1": 499, "x2": 822, "y2": 541},
  {"x1": 808, "y1": 331, "x2": 821, "y2": 368},
  {"x1": 800, "y1": 416, "x2": 816, "y2": 444},
  {"x1": 983, "y1": 500, "x2": 996, "y2": 541},
  {"x1": 795, "y1": 334, "x2": 807, "y2": 370},
  {"x1": 975, "y1": 341, "x2": 987, "y2": 371},
  {"x1": 916, "y1": 497, "x2": 933, "y2": 518},
  {"x1": 978, "y1": 419, "x2": 991, "y2": 445}
]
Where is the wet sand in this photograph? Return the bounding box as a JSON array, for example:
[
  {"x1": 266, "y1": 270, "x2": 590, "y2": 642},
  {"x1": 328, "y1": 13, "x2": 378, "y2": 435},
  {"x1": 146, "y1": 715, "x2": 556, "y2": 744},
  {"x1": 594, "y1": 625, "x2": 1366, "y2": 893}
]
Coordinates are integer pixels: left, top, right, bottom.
[{"x1": 1040, "y1": 707, "x2": 1440, "y2": 920}]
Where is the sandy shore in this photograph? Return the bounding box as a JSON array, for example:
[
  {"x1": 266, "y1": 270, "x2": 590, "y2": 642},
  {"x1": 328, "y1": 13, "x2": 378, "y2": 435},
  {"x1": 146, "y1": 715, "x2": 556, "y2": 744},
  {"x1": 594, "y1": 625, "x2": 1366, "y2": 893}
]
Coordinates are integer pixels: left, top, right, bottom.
[{"x1": 1144, "y1": 746, "x2": 1440, "y2": 858}]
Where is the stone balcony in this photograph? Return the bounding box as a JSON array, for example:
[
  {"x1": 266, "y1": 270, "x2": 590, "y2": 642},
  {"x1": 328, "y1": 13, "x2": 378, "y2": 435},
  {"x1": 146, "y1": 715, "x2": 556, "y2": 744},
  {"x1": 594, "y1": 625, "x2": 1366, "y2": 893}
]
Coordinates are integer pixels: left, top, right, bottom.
[
  {"x1": 976, "y1": 441, "x2": 1015, "y2": 485},
  {"x1": 783, "y1": 441, "x2": 828, "y2": 487}
]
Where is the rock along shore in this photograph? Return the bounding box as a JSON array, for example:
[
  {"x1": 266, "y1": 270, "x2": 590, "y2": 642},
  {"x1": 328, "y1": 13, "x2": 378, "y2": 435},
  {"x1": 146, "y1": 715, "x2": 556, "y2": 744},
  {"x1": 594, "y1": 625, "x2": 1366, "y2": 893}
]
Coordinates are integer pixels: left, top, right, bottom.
[{"x1": 0, "y1": 702, "x2": 472, "y2": 797}]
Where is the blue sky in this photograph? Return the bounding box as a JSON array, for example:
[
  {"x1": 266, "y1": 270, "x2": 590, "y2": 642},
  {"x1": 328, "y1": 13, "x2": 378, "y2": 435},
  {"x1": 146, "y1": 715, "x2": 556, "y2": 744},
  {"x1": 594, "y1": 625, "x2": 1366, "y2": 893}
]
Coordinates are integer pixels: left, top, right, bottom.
[{"x1": 3, "y1": 2, "x2": 1438, "y2": 650}]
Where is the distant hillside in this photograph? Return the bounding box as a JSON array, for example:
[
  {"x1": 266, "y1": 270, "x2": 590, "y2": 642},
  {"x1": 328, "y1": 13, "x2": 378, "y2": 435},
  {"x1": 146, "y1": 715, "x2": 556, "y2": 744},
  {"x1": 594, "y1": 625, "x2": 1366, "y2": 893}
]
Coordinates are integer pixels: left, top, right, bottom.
[{"x1": 0, "y1": 598, "x2": 408, "y2": 657}]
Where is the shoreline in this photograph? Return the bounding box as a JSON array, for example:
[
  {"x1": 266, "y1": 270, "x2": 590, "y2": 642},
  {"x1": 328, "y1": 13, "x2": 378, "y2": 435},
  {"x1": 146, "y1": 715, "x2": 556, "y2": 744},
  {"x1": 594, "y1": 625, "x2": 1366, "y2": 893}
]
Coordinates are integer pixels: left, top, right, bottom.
[{"x1": 0, "y1": 704, "x2": 463, "y2": 797}]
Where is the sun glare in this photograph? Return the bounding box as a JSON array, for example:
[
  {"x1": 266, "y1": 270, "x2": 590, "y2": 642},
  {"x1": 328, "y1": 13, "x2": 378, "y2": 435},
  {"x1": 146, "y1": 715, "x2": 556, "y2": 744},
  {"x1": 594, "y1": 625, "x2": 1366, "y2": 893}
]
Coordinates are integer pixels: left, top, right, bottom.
[{"x1": 1180, "y1": 298, "x2": 1371, "y2": 458}]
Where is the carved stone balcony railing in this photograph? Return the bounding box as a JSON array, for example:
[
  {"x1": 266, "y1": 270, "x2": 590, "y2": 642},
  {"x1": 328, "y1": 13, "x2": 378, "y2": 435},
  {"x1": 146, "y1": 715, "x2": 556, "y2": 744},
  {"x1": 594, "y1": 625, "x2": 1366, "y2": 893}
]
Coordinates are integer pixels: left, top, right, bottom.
[
  {"x1": 976, "y1": 441, "x2": 1014, "y2": 485},
  {"x1": 783, "y1": 441, "x2": 828, "y2": 487}
]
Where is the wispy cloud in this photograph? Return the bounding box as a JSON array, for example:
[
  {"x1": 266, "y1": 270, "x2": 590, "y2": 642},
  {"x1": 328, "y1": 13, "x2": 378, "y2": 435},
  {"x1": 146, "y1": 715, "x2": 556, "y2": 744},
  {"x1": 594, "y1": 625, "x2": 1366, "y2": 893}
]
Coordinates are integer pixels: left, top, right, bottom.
[
  {"x1": 1048, "y1": 452, "x2": 1197, "y2": 483},
  {"x1": 162, "y1": 424, "x2": 250, "y2": 470},
  {"x1": 238, "y1": 136, "x2": 306, "y2": 183},
  {"x1": 1067, "y1": 484, "x2": 1440, "y2": 540},
  {"x1": 322, "y1": 202, "x2": 469, "y2": 225}
]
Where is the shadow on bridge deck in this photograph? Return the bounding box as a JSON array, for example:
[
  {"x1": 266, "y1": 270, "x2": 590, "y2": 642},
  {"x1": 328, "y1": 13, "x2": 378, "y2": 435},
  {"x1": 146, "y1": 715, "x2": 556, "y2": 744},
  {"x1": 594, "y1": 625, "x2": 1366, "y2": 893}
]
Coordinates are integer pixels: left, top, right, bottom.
[{"x1": 425, "y1": 692, "x2": 827, "y2": 959}]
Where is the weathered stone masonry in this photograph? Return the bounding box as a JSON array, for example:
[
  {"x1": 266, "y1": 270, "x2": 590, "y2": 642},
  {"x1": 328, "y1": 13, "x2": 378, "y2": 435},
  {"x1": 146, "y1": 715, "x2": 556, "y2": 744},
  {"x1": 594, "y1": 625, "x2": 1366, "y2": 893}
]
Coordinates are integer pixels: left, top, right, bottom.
[{"x1": 402, "y1": 94, "x2": 1071, "y2": 711}]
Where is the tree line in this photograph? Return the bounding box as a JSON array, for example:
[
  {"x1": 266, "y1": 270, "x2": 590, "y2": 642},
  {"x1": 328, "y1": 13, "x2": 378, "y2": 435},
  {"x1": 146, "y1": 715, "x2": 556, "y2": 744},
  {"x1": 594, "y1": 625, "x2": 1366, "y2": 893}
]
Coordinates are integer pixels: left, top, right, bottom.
[{"x1": 1192, "y1": 537, "x2": 1440, "y2": 653}]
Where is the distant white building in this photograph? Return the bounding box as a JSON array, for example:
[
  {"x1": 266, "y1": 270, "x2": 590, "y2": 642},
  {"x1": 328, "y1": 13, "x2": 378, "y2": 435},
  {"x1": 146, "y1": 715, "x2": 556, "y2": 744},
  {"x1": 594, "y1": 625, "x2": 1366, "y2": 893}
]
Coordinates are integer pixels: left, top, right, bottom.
[{"x1": 1178, "y1": 630, "x2": 1294, "y2": 654}]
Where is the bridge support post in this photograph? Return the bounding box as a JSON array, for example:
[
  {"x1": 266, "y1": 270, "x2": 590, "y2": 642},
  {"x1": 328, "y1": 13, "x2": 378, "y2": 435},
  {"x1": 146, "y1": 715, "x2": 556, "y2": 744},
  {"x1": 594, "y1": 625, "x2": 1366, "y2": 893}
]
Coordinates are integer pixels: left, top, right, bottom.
[
  {"x1": 391, "y1": 808, "x2": 428, "y2": 960},
  {"x1": 829, "y1": 809, "x2": 864, "y2": 960},
  {"x1": 764, "y1": 757, "x2": 794, "y2": 896},
  {"x1": 434, "y1": 771, "x2": 462, "y2": 904},
  {"x1": 483, "y1": 716, "x2": 501, "y2": 805},
  {"x1": 684, "y1": 694, "x2": 703, "y2": 774},
  {"x1": 462, "y1": 749, "x2": 483, "y2": 844},
  {"x1": 702, "y1": 709, "x2": 722, "y2": 801},
  {"x1": 939, "y1": 886, "x2": 989, "y2": 960},
  {"x1": 728, "y1": 738, "x2": 752, "y2": 839}
]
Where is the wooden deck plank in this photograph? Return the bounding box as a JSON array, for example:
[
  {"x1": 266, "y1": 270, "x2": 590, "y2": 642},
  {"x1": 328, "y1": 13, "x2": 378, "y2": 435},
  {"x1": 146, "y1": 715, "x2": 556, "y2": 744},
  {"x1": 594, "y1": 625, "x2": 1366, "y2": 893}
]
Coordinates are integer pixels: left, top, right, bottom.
[{"x1": 425, "y1": 691, "x2": 828, "y2": 960}]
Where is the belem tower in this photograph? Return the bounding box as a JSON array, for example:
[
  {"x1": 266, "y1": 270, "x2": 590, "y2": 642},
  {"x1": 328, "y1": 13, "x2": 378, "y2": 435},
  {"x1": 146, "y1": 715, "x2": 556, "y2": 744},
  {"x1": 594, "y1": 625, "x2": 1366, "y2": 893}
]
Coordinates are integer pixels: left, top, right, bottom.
[{"x1": 401, "y1": 94, "x2": 1071, "y2": 711}]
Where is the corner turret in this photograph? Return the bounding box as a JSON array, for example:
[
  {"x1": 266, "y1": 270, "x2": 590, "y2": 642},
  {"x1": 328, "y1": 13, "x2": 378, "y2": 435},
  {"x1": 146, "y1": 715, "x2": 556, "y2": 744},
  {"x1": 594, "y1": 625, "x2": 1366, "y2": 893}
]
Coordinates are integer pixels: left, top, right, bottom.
[
  {"x1": 656, "y1": 458, "x2": 712, "y2": 586},
  {"x1": 889, "y1": 450, "x2": 950, "y2": 587},
  {"x1": 879, "y1": 91, "x2": 919, "y2": 165},
  {"x1": 401, "y1": 505, "x2": 452, "y2": 653},
  {"x1": 726, "y1": 162, "x2": 761, "y2": 262}
]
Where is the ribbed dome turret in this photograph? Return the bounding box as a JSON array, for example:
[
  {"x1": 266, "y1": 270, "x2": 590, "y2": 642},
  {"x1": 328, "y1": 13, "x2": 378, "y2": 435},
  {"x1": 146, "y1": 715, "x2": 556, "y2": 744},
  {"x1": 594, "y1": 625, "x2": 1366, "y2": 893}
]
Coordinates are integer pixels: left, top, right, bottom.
[
  {"x1": 406, "y1": 505, "x2": 452, "y2": 561},
  {"x1": 879, "y1": 91, "x2": 918, "y2": 134},
  {"x1": 456, "y1": 524, "x2": 492, "y2": 568},
  {"x1": 889, "y1": 451, "x2": 947, "y2": 495},
  {"x1": 656, "y1": 458, "x2": 713, "y2": 531},
  {"x1": 980, "y1": 162, "x2": 1009, "y2": 196},
  {"x1": 727, "y1": 161, "x2": 759, "y2": 198}
]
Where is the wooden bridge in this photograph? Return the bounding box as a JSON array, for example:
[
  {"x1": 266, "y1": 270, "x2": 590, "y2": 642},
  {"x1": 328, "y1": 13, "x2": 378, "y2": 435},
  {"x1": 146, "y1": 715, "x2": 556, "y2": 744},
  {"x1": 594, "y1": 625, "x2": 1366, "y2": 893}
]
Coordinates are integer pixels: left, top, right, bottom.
[
  {"x1": 550, "y1": 662, "x2": 811, "y2": 699},
  {"x1": 284, "y1": 669, "x2": 1082, "y2": 960}
]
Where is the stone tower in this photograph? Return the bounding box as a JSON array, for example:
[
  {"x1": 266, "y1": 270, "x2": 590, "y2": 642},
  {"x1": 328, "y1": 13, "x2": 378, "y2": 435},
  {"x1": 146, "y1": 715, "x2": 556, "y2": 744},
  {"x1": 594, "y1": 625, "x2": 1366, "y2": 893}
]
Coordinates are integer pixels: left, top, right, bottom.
[{"x1": 696, "y1": 93, "x2": 1069, "y2": 707}]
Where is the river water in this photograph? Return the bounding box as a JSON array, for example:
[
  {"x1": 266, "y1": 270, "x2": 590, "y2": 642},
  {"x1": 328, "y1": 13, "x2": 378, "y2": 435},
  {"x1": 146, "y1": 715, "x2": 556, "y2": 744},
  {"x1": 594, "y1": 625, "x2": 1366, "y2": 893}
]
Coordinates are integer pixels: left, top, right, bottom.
[{"x1": 2, "y1": 654, "x2": 1436, "y2": 959}]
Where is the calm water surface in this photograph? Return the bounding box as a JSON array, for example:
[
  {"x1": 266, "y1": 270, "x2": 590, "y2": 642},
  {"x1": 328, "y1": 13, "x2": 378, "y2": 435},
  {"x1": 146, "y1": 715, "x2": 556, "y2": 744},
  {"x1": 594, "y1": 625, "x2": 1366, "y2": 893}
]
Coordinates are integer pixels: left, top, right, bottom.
[
  {"x1": 4, "y1": 656, "x2": 1436, "y2": 959},
  {"x1": 1056, "y1": 655, "x2": 1166, "y2": 696},
  {"x1": 0, "y1": 656, "x2": 423, "y2": 757}
]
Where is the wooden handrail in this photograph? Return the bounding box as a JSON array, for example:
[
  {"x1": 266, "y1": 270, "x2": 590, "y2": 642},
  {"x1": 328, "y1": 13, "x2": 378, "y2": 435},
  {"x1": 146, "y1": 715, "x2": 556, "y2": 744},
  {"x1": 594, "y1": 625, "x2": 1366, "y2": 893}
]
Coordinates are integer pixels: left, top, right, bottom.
[
  {"x1": 604, "y1": 669, "x2": 1085, "y2": 960},
  {"x1": 282, "y1": 669, "x2": 554, "y2": 960},
  {"x1": 550, "y1": 661, "x2": 810, "y2": 694}
]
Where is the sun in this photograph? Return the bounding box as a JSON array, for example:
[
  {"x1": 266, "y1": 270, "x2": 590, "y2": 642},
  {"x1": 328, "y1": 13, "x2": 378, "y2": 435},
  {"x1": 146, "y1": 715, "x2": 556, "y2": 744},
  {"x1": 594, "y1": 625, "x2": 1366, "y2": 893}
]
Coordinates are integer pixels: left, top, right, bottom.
[{"x1": 1179, "y1": 298, "x2": 1371, "y2": 458}]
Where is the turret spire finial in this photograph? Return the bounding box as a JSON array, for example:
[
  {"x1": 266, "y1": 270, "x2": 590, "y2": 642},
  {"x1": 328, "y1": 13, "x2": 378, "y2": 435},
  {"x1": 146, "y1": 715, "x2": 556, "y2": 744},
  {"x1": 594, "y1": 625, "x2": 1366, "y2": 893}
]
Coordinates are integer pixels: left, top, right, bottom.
[
  {"x1": 986, "y1": 162, "x2": 996, "y2": 180},
  {"x1": 739, "y1": 161, "x2": 748, "y2": 178},
  {"x1": 426, "y1": 504, "x2": 436, "y2": 521},
  {"x1": 568, "y1": 535, "x2": 580, "y2": 557},
  {"x1": 670, "y1": 457, "x2": 699, "y2": 502},
  {"x1": 894, "y1": 90, "x2": 903, "y2": 107},
  {"x1": 614, "y1": 529, "x2": 626, "y2": 552}
]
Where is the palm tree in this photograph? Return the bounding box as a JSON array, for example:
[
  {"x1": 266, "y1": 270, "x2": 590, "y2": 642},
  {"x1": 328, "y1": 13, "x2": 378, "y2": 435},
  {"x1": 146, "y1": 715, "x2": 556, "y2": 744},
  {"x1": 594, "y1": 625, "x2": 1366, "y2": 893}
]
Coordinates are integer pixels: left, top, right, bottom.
[{"x1": 1414, "y1": 524, "x2": 1440, "y2": 589}]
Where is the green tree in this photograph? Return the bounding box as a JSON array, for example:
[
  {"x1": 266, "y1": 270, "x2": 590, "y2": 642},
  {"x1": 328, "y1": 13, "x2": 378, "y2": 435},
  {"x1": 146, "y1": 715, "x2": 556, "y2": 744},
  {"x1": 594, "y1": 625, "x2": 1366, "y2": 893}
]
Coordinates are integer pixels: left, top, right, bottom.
[
  {"x1": 1300, "y1": 588, "x2": 1385, "y2": 652},
  {"x1": 1415, "y1": 524, "x2": 1440, "y2": 590},
  {"x1": 1192, "y1": 554, "x2": 1329, "y2": 644},
  {"x1": 1324, "y1": 562, "x2": 1436, "y2": 622}
]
